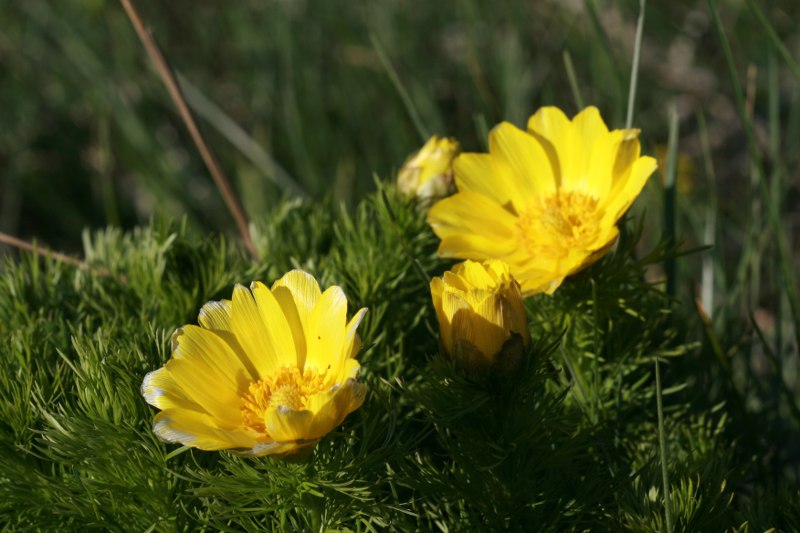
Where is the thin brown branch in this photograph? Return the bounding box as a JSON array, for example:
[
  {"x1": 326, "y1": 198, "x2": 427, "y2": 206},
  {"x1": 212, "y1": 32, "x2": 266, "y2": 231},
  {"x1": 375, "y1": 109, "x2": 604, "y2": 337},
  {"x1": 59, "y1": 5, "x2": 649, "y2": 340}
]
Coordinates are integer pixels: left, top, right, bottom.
[
  {"x1": 118, "y1": 0, "x2": 259, "y2": 261},
  {"x1": 0, "y1": 232, "x2": 125, "y2": 282}
]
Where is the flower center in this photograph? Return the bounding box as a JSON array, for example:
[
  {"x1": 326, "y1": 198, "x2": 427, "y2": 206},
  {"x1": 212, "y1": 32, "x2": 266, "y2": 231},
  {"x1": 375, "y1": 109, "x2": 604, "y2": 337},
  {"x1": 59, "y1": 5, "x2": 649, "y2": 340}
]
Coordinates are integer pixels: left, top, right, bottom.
[
  {"x1": 517, "y1": 190, "x2": 603, "y2": 259},
  {"x1": 240, "y1": 366, "x2": 328, "y2": 433}
]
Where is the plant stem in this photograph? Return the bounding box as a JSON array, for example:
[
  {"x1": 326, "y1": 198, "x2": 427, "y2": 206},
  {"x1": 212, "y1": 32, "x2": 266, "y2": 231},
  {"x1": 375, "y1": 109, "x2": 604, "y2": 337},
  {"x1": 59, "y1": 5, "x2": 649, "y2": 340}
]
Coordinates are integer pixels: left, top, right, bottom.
[
  {"x1": 371, "y1": 33, "x2": 431, "y2": 142},
  {"x1": 655, "y1": 358, "x2": 673, "y2": 533},
  {"x1": 664, "y1": 103, "x2": 679, "y2": 298},
  {"x1": 118, "y1": 0, "x2": 259, "y2": 261},
  {"x1": 563, "y1": 50, "x2": 585, "y2": 110},
  {"x1": 0, "y1": 232, "x2": 123, "y2": 281},
  {"x1": 625, "y1": 0, "x2": 646, "y2": 129}
]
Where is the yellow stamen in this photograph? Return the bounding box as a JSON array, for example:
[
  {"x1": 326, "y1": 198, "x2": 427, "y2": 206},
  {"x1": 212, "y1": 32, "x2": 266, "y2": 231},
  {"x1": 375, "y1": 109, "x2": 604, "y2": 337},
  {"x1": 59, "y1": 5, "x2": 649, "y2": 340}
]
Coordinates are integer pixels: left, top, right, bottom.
[
  {"x1": 517, "y1": 191, "x2": 603, "y2": 259},
  {"x1": 240, "y1": 366, "x2": 328, "y2": 433}
]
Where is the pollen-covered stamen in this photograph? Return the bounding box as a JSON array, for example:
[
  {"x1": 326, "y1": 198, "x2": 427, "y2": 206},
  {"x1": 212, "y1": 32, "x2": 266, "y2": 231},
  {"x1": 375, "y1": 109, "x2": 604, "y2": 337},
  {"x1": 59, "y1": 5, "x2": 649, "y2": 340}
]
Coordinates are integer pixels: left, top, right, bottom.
[
  {"x1": 240, "y1": 366, "x2": 328, "y2": 434},
  {"x1": 517, "y1": 190, "x2": 603, "y2": 259}
]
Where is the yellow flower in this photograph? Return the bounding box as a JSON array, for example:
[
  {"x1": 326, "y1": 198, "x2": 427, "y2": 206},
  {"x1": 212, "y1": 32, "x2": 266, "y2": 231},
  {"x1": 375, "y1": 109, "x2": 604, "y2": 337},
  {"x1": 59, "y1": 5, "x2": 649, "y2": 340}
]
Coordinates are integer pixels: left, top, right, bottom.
[
  {"x1": 430, "y1": 260, "x2": 529, "y2": 374},
  {"x1": 397, "y1": 135, "x2": 460, "y2": 199},
  {"x1": 141, "y1": 270, "x2": 367, "y2": 457},
  {"x1": 427, "y1": 106, "x2": 657, "y2": 295}
]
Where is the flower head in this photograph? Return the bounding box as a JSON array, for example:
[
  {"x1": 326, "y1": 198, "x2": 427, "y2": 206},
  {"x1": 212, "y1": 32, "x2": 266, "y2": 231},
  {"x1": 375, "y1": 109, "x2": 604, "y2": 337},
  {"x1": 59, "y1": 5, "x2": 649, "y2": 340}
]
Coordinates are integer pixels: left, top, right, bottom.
[
  {"x1": 430, "y1": 260, "x2": 529, "y2": 374},
  {"x1": 397, "y1": 135, "x2": 460, "y2": 200},
  {"x1": 142, "y1": 270, "x2": 367, "y2": 457},
  {"x1": 427, "y1": 106, "x2": 657, "y2": 295}
]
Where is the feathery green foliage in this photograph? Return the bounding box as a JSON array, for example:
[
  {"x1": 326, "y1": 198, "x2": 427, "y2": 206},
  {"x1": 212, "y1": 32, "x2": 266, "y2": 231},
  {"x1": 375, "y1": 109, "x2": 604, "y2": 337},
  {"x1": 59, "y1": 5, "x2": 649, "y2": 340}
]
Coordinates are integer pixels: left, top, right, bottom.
[{"x1": 0, "y1": 187, "x2": 796, "y2": 530}]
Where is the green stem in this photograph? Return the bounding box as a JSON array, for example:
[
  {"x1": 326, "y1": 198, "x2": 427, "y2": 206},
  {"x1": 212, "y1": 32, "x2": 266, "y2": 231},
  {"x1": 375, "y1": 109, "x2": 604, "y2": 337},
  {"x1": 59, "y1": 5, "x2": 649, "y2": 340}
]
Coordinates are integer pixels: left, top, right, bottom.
[
  {"x1": 664, "y1": 103, "x2": 679, "y2": 297},
  {"x1": 625, "y1": 0, "x2": 646, "y2": 129},
  {"x1": 563, "y1": 50, "x2": 585, "y2": 110},
  {"x1": 655, "y1": 359, "x2": 673, "y2": 533},
  {"x1": 371, "y1": 33, "x2": 430, "y2": 142}
]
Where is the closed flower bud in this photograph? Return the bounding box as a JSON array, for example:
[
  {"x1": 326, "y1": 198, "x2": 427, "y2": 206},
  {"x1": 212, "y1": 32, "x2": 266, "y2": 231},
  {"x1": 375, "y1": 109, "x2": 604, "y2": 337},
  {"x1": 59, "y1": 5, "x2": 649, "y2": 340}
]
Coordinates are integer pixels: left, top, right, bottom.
[
  {"x1": 397, "y1": 135, "x2": 460, "y2": 200},
  {"x1": 430, "y1": 260, "x2": 529, "y2": 374}
]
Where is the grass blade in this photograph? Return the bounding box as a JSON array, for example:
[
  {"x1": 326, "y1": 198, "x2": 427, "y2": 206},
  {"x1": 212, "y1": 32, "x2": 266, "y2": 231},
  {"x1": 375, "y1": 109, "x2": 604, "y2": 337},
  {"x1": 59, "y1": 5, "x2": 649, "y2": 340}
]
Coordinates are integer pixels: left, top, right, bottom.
[
  {"x1": 370, "y1": 33, "x2": 431, "y2": 142},
  {"x1": 709, "y1": 0, "x2": 800, "y2": 358},
  {"x1": 663, "y1": 103, "x2": 679, "y2": 297},
  {"x1": 746, "y1": 0, "x2": 800, "y2": 81},
  {"x1": 625, "y1": 0, "x2": 646, "y2": 129},
  {"x1": 563, "y1": 50, "x2": 585, "y2": 110},
  {"x1": 176, "y1": 73, "x2": 306, "y2": 199},
  {"x1": 655, "y1": 357, "x2": 673, "y2": 533}
]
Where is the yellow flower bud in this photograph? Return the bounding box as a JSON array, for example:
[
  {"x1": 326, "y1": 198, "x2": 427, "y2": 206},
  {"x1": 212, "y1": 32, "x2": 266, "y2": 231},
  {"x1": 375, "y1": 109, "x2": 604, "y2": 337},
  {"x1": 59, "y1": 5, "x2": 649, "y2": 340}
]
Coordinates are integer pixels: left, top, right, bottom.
[
  {"x1": 397, "y1": 135, "x2": 460, "y2": 200},
  {"x1": 430, "y1": 260, "x2": 529, "y2": 374}
]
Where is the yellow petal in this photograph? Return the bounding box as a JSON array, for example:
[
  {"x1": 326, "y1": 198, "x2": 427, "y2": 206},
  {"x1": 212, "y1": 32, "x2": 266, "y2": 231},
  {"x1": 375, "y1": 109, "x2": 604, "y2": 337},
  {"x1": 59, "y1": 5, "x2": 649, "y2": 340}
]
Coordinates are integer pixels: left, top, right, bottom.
[
  {"x1": 230, "y1": 284, "x2": 280, "y2": 379},
  {"x1": 570, "y1": 107, "x2": 612, "y2": 190},
  {"x1": 198, "y1": 299, "x2": 232, "y2": 332},
  {"x1": 264, "y1": 406, "x2": 316, "y2": 442},
  {"x1": 526, "y1": 106, "x2": 572, "y2": 185},
  {"x1": 488, "y1": 121, "x2": 557, "y2": 205},
  {"x1": 163, "y1": 357, "x2": 241, "y2": 426},
  {"x1": 309, "y1": 380, "x2": 366, "y2": 416},
  {"x1": 453, "y1": 153, "x2": 518, "y2": 210},
  {"x1": 602, "y1": 156, "x2": 658, "y2": 226},
  {"x1": 141, "y1": 366, "x2": 205, "y2": 414},
  {"x1": 233, "y1": 440, "x2": 305, "y2": 457},
  {"x1": 448, "y1": 293, "x2": 507, "y2": 363},
  {"x1": 335, "y1": 358, "x2": 361, "y2": 383},
  {"x1": 511, "y1": 265, "x2": 559, "y2": 297},
  {"x1": 175, "y1": 325, "x2": 255, "y2": 391},
  {"x1": 164, "y1": 325, "x2": 254, "y2": 425},
  {"x1": 437, "y1": 234, "x2": 516, "y2": 263},
  {"x1": 532, "y1": 106, "x2": 611, "y2": 194},
  {"x1": 484, "y1": 259, "x2": 511, "y2": 281},
  {"x1": 470, "y1": 293, "x2": 511, "y2": 358},
  {"x1": 196, "y1": 299, "x2": 257, "y2": 378},
  {"x1": 599, "y1": 129, "x2": 643, "y2": 199},
  {"x1": 251, "y1": 281, "x2": 297, "y2": 367},
  {"x1": 441, "y1": 287, "x2": 471, "y2": 324},
  {"x1": 263, "y1": 381, "x2": 364, "y2": 442},
  {"x1": 453, "y1": 260, "x2": 496, "y2": 290},
  {"x1": 441, "y1": 290, "x2": 474, "y2": 358},
  {"x1": 153, "y1": 409, "x2": 256, "y2": 451},
  {"x1": 428, "y1": 192, "x2": 519, "y2": 259},
  {"x1": 342, "y1": 307, "x2": 368, "y2": 361},
  {"x1": 272, "y1": 270, "x2": 322, "y2": 368},
  {"x1": 305, "y1": 286, "x2": 347, "y2": 374}
]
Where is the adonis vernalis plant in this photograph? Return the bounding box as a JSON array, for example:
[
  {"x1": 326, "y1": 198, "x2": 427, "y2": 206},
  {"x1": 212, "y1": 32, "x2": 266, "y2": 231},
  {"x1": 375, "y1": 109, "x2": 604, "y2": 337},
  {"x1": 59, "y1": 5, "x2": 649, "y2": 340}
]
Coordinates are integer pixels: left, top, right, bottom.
[
  {"x1": 141, "y1": 270, "x2": 367, "y2": 457},
  {"x1": 430, "y1": 259, "x2": 529, "y2": 374},
  {"x1": 427, "y1": 106, "x2": 657, "y2": 295}
]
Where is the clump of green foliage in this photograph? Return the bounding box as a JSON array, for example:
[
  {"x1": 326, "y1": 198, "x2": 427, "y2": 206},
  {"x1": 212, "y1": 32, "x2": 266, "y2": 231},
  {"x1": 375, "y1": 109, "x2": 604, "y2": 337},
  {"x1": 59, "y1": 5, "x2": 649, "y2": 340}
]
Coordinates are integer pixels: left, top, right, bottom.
[
  {"x1": 1, "y1": 188, "x2": 798, "y2": 531},
  {"x1": 3, "y1": 0, "x2": 800, "y2": 530}
]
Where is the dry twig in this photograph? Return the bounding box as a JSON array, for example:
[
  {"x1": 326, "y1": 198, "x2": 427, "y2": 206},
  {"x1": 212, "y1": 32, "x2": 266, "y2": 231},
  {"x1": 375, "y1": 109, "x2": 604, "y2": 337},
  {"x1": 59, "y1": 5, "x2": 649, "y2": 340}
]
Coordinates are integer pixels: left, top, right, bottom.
[{"x1": 118, "y1": 0, "x2": 259, "y2": 261}]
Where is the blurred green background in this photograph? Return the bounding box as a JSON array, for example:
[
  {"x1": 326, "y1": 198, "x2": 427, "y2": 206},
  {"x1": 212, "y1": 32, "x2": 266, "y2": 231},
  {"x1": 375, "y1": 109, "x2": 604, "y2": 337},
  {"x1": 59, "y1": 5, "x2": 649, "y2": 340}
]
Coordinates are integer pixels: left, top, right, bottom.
[{"x1": 2, "y1": 0, "x2": 796, "y2": 251}]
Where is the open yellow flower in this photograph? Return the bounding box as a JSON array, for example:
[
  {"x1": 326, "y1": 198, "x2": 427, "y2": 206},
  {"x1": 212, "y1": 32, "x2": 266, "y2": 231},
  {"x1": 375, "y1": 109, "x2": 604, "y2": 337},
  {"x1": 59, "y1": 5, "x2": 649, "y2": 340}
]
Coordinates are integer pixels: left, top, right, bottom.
[
  {"x1": 427, "y1": 106, "x2": 657, "y2": 295},
  {"x1": 142, "y1": 270, "x2": 367, "y2": 457},
  {"x1": 430, "y1": 260, "x2": 529, "y2": 374},
  {"x1": 397, "y1": 135, "x2": 460, "y2": 200}
]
